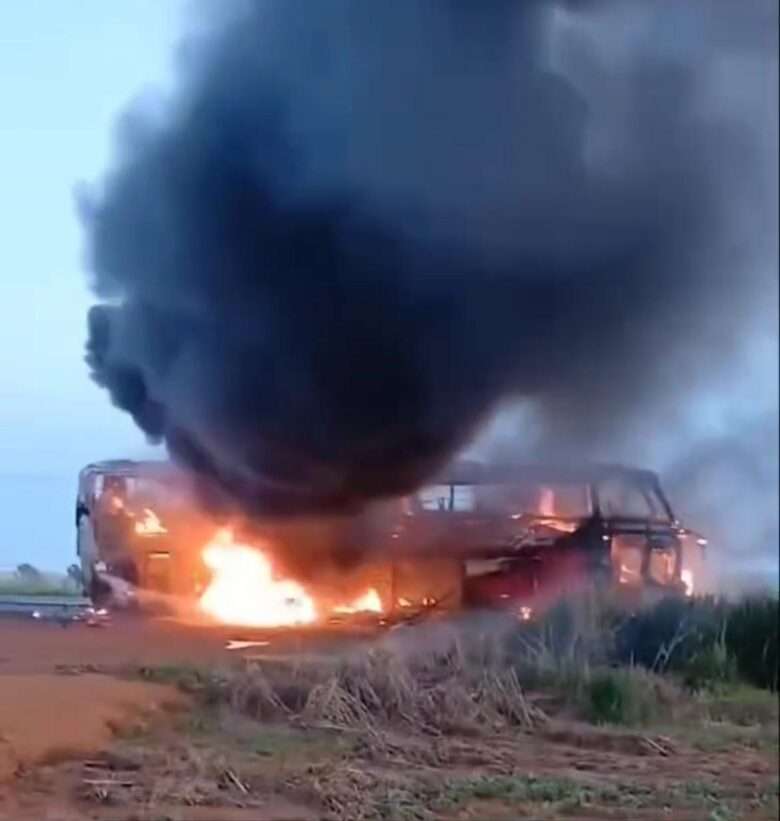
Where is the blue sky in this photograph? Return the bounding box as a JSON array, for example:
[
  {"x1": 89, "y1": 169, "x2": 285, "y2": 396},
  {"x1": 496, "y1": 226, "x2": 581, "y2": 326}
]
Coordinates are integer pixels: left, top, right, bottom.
[{"x1": 0, "y1": 1, "x2": 184, "y2": 568}]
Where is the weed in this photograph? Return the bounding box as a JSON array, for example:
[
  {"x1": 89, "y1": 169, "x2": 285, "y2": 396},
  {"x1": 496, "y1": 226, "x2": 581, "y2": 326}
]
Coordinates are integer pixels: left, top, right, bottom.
[
  {"x1": 726, "y1": 596, "x2": 779, "y2": 691},
  {"x1": 443, "y1": 773, "x2": 586, "y2": 806},
  {"x1": 586, "y1": 666, "x2": 667, "y2": 726},
  {"x1": 683, "y1": 631, "x2": 738, "y2": 693},
  {"x1": 708, "y1": 805, "x2": 738, "y2": 821},
  {"x1": 140, "y1": 640, "x2": 547, "y2": 737},
  {"x1": 698, "y1": 684, "x2": 779, "y2": 726},
  {"x1": 375, "y1": 786, "x2": 435, "y2": 821},
  {"x1": 614, "y1": 593, "x2": 778, "y2": 692},
  {"x1": 588, "y1": 670, "x2": 630, "y2": 724}
]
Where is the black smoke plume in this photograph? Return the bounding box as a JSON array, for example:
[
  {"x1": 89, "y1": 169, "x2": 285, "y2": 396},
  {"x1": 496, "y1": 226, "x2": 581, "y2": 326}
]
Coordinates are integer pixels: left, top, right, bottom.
[{"x1": 82, "y1": 0, "x2": 777, "y2": 519}]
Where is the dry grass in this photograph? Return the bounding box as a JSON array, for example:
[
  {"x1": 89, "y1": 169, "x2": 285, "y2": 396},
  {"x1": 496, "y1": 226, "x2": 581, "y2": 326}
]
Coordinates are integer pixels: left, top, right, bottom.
[
  {"x1": 138, "y1": 610, "x2": 685, "y2": 732},
  {"x1": 207, "y1": 636, "x2": 548, "y2": 737},
  {"x1": 118, "y1": 603, "x2": 777, "y2": 820},
  {"x1": 79, "y1": 710, "x2": 779, "y2": 821}
]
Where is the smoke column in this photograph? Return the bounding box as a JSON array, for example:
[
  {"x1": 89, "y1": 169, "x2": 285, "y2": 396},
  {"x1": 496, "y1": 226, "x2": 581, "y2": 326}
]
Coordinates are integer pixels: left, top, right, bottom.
[
  {"x1": 82, "y1": 1, "x2": 777, "y2": 524},
  {"x1": 465, "y1": 2, "x2": 778, "y2": 589}
]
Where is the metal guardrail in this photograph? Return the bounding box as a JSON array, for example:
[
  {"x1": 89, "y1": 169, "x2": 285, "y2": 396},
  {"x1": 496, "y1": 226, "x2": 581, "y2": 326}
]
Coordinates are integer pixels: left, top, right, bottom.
[{"x1": 0, "y1": 595, "x2": 91, "y2": 615}]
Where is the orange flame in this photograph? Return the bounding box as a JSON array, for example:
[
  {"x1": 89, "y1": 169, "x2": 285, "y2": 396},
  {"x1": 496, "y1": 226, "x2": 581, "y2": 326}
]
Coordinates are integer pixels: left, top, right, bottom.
[
  {"x1": 198, "y1": 530, "x2": 384, "y2": 627},
  {"x1": 681, "y1": 568, "x2": 694, "y2": 597},
  {"x1": 199, "y1": 530, "x2": 317, "y2": 627},
  {"x1": 332, "y1": 588, "x2": 383, "y2": 615},
  {"x1": 134, "y1": 507, "x2": 167, "y2": 536}
]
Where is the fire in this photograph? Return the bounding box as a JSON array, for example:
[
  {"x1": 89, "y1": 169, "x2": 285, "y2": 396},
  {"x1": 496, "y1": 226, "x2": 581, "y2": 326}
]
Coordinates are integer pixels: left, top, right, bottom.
[
  {"x1": 198, "y1": 530, "x2": 384, "y2": 627},
  {"x1": 332, "y1": 588, "x2": 383, "y2": 615},
  {"x1": 199, "y1": 531, "x2": 317, "y2": 627},
  {"x1": 681, "y1": 568, "x2": 694, "y2": 597},
  {"x1": 134, "y1": 507, "x2": 167, "y2": 536}
]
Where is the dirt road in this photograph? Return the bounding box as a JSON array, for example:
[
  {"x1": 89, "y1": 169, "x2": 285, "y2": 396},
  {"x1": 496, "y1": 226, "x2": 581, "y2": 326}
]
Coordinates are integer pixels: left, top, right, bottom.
[
  {"x1": 0, "y1": 614, "x2": 341, "y2": 820},
  {"x1": 0, "y1": 612, "x2": 374, "y2": 674}
]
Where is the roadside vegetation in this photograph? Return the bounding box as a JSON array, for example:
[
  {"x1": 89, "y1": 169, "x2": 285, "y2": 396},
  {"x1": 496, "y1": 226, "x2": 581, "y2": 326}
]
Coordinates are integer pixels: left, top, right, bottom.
[
  {"x1": 81, "y1": 590, "x2": 779, "y2": 820},
  {"x1": 138, "y1": 591, "x2": 778, "y2": 729},
  {"x1": 0, "y1": 563, "x2": 84, "y2": 597}
]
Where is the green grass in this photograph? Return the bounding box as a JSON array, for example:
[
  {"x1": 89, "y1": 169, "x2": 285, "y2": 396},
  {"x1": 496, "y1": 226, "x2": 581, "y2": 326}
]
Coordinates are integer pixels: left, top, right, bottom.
[
  {"x1": 726, "y1": 596, "x2": 779, "y2": 690},
  {"x1": 0, "y1": 579, "x2": 82, "y2": 597},
  {"x1": 612, "y1": 593, "x2": 778, "y2": 691},
  {"x1": 507, "y1": 591, "x2": 778, "y2": 699},
  {"x1": 436, "y1": 773, "x2": 773, "y2": 817},
  {"x1": 137, "y1": 663, "x2": 213, "y2": 690},
  {"x1": 179, "y1": 704, "x2": 356, "y2": 761},
  {"x1": 368, "y1": 775, "x2": 602, "y2": 821},
  {"x1": 698, "y1": 683, "x2": 780, "y2": 726},
  {"x1": 443, "y1": 773, "x2": 585, "y2": 804},
  {"x1": 681, "y1": 718, "x2": 778, "y2": 753}
]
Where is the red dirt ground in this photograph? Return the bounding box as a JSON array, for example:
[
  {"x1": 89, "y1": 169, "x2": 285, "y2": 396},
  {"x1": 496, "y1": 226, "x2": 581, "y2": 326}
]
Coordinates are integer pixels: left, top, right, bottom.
[
  {"x1": 0, "y1": 615, "x2": 775, "y2": 821},
  {"x1": 0, "y1": 612, "x2": 369, "y2": 673},
  {"x1": 0, "y1": 615, "x2": 327, "y2": 820}
]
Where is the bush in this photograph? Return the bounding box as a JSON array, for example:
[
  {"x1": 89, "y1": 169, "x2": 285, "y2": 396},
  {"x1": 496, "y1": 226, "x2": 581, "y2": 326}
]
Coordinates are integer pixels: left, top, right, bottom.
[
  {"x1": 505, "y1": 592, "x2": 623, "y2": 695},
  {"x1": 725, "y1": 596, "x2": 778, "y2": 691},
  {"x1": 681, "y1": 638, "x2": 737, "y2": 693},
  {"x1": 16, "y1": 563, "x2": 41, "y2": 580},
  {"x1": 502, "y1": 591, "x2": 778, "y2": 703},
  {"x1": 614, "y1": 596, "x2": 722, "y2": 671},
  {"x1": 611, "y1": 594, "x2": 777, "y2": 692},
  {"x1": 0, "y1": 568, "x2": 82, "y2": 597},
  {"x1": 585, "y1": 667, "x2": 669, "y2": 726}
]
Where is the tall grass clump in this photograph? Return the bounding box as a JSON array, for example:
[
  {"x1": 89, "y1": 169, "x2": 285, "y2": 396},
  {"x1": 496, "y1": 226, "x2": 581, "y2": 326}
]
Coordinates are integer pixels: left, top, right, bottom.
[
  {"x1": 725, "y1": 595, "x2": 778, "y2": 691},
  {"x1": 498, "y1": 589, "x2": 777, "y2": 720},
  {"x1": 612, "y1": 593, "x2": 778, "y2": 692},
  {"x1": 139, "y1": 590, "x2": 776, "y2": 736},
  {"x1": 172, "y1": 634, "x2": 548, "y2": 737},
  {"x1": 586, "y1": 667, "x2": 669, "y2": 726},
  {"x1": 501, "y1": 593, "x2": 680, "y2": 725}
]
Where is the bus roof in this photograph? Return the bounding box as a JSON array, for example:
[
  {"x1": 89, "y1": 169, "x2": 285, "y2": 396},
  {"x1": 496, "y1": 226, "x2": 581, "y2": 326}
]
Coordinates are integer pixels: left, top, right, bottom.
[{"x1": 431, "y1": 460, "x2": 661, "y2": 487}]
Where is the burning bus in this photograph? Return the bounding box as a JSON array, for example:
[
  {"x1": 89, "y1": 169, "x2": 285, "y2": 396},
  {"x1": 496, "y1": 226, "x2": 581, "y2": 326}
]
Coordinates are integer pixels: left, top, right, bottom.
[
  {"x1": 75, "y1": 461, "x2": 214, "y2": 606},
  {"x1": 76, "y1": 459, "x2": 706, "y2": 622}
]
